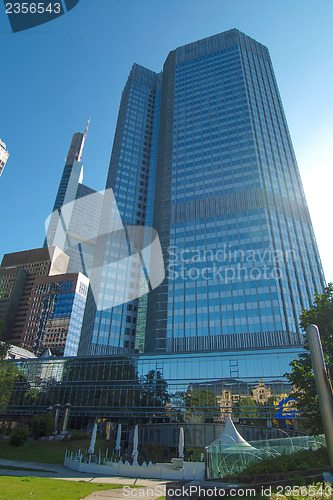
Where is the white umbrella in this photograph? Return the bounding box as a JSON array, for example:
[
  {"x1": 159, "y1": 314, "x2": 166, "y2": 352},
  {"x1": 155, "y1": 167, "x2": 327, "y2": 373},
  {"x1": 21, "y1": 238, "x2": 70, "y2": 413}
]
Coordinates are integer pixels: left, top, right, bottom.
[
  {"x1": 115, "y1": 424, "x2": 121, "y2": 456},
  {"x1": 178, "y1": 427, "x2": 184, "y2": 459},
  {"x1": 132, "y1": 425, "x2": 139, "y2": 465},
  {"x1": 88, "y1": 419, "x2": 98, "y2": 455}
]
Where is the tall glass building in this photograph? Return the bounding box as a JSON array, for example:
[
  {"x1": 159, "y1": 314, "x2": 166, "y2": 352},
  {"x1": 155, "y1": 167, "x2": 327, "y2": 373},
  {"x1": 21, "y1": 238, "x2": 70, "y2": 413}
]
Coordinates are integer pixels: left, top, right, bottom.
[
  {"x1": 79, "y1": 65, "x2": 162, "y2": 355},
  {"x1": 45, "y1": 129, "x2": 103, "y2": 279},
  {"x1": 79, "y1": 29, "x2": 325, "y2": 362}
]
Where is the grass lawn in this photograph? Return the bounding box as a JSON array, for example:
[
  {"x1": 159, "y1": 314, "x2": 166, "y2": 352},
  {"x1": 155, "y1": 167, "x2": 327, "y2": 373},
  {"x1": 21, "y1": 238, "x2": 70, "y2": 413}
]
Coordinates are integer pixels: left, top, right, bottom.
[
  {"x1": 0, "y1": 438, "x2": 109, "y2": 464},
  {"x1": 0, "y1": 476, "x2": 129, "y2": 500}
]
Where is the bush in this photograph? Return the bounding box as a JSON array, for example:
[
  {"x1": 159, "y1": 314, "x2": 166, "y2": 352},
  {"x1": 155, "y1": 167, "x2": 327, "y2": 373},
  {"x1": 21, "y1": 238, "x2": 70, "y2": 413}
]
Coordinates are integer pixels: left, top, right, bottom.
[
  {"x1": 241, "y1": 447, "x2": 329, "y2": 475},
  {"x1": 9, "y1": 426, "x2": 29, "y2": 447},
  {"x1": 185, "y1": 447, "x2": 196, "y2": 461},
  {"x1": 30, "y1": 413, "x2": 54, "y2": 440},
  {"x1": 70, "y1": 430, "x2": 87, "y2": 441},
  {"x1": 142, "y1": 443, "x2": 169, "y2": 463}
]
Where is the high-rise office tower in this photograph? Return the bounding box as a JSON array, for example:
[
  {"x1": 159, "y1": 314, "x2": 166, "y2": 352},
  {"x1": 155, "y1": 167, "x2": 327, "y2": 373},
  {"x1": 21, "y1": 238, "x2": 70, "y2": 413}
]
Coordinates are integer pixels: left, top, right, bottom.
[
  {"x1": 45, "y1": 123, "x2": 103, "y2": 278},
  {"x1": 0, "y1": 139, "x2": 9, "y2": 178},
  {"x1": 79, "y1": 65, "x2": 162, "y2": 356},
  {"x1": 79, "y1": 29, "x2": 325, "y2": 358},
  {"x1": 0, "y1": 247, "x2": 69, "y2": 346},
  {"x1": 146, "y1": 29, "x2": 326, "y2": 353}
]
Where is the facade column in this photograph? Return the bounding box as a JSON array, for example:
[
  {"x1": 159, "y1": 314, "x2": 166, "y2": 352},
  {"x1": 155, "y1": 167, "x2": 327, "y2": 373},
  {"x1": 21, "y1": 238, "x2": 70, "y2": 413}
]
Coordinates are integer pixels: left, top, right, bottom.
[
  {"x1": 53, "y1": 404, "x2": 61, "y2": 434},
  {"x1": 61, "y1": 403, "x2": 71, "y2": 434}
]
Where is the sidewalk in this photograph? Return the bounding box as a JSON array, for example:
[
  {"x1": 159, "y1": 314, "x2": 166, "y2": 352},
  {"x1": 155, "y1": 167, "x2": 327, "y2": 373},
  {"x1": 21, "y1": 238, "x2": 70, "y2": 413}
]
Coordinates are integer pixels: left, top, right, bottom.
[
  {"x1": 82, "y1": 486, "x2": 166, "y2": 500},
  {"x1": 0, "y1": 458, "x2": 168, "y2": 498}
]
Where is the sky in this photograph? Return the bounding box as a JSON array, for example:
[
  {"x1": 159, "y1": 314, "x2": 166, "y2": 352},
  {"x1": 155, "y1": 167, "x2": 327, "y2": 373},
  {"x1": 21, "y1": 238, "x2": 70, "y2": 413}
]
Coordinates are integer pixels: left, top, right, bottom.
[{"x1": 0, "y1": 0, "x2": 332, "y2": 285}]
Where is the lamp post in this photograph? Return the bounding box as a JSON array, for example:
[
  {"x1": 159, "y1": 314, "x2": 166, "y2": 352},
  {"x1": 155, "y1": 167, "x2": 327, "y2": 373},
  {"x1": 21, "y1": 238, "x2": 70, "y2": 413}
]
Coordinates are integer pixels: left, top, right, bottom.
[{"x1": 306, "y1": 325, "x2": 333, "y2": 470}]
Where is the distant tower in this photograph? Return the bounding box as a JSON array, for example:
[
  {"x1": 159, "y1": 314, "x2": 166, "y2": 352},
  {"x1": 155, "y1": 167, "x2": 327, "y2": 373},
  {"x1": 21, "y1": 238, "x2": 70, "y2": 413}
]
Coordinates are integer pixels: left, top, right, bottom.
[
  {"x1": 44, "y1": 121, "x2": 103, "y2": 278},
  {"x1": 0, "y1": 139, "x2": 9, "y2": 178}
]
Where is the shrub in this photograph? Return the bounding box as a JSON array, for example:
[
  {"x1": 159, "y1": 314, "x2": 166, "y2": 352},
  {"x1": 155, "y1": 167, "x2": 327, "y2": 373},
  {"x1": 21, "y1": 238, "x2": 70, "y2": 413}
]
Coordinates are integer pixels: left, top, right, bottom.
[
  {"x1": 9, "y1": 426, "x2": 29, "y2": 447},
  {"x1": 185, "y1": 447, "x2": 196, "y2": 461},
  {"x1": 30, "y1": 413, "x2": 54, "y2": 440},
  {"x1": 70, "y1": 430, "x2": 87, "y2": 441},
  {"x1": 241, "y1": 447, "x2": 329, "y2": 475},
  {"x1": 142, "y1": 443, "x2": 169, "y2": 463}
]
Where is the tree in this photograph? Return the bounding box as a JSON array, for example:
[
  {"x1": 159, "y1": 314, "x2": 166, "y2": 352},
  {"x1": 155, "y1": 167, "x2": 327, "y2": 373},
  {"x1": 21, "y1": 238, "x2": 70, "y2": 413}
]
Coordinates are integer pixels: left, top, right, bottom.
[
  {"x1": 286, "y1": 283, "x2": 333, "y2": 435},
  {"x1": 0, "y1": 363, "x2": 21, "y2": 412},
  {"x1": 0, "y1": 317, "x2": 11, "y2": 360},
  {"x1": 10, "y1": 426, "x2": 29, "y2": 447},
  {"x1": 30, "y1": 413, "x2": 54, "y2": 440},
  {"x1": 0, "y1": 319, "x2": 29, "y2": 414}
]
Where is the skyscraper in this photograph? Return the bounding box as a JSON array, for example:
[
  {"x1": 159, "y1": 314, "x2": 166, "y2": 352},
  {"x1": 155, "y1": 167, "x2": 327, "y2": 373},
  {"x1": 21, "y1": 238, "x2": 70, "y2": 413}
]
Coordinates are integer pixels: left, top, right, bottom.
[
  {"x1": 79, "y1": 29, "x2": 325, "y2": 359},
  {"x1": 79, "y1": 65, "x2": 163, "y2": 355},
  {"x1": 45, "y1": 123, "x2": 103, "y2": 278},
  {"x1": 0, "y1": 139, "x2": 9, "y2": 178},
  {"x1": 146, "y1": 29, "x2": 326, "y2": 353}
]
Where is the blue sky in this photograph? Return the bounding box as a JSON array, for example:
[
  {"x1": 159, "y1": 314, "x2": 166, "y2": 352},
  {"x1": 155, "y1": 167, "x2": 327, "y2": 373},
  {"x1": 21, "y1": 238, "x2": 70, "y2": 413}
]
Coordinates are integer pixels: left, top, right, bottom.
[{"x1": 0, "y1": 0, "x2": 332, "y2": 283}]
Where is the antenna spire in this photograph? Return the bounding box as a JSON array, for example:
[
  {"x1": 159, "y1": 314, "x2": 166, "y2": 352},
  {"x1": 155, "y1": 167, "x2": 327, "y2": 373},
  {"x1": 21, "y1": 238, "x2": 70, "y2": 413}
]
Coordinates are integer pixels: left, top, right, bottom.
[
  {"x1": 84, "y1": 117, "x2": 90, "y2": 139},
  {"x1": 77, "y1": 118, "x2": 91, "y2": 162}
]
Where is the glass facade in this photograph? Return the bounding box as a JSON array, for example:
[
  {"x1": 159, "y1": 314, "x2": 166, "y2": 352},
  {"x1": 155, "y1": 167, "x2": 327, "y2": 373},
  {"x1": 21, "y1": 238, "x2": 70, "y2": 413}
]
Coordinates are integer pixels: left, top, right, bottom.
[
  {"x1": 78, "y1": 29, "x2": 325, "y2": 358},
  {"x1": 146, "y1": 29, "x2": 325, "y2": 353},
  {"x1": 4, "y1": 348, "x2": 300, "y2": 428},
  {"x1": 79, "y1": 65, "x2": 162, "y2": 356},
  {"x1": 22, "y1": 273, "x2": 89, "y2": 357}
]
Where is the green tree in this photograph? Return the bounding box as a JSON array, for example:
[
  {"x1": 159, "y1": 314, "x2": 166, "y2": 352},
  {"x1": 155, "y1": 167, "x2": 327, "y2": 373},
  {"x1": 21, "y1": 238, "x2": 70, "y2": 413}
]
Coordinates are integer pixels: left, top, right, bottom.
[
  {"x1": 0, "y1": 363, "x2": 22, "y2": 411},
  {"x1": 0, "y1": 317, "x2": 11, "y2": 360},
  {"x1": 286, "y1": 283, "x2": 333, "y2": 435},
  {"x1": 9, "y1": 426, "x2": 29, "y2": 447},
  {"x1": 30, "y1": 413, "x2": 54, "y2": 440}
]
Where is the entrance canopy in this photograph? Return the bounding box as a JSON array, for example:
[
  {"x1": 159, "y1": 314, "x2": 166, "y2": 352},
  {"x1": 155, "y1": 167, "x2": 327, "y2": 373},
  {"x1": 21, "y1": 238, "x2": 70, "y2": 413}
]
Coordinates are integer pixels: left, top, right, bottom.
[{"x1": 210, "y1": 416, "x2": 253, "y2": 448}]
